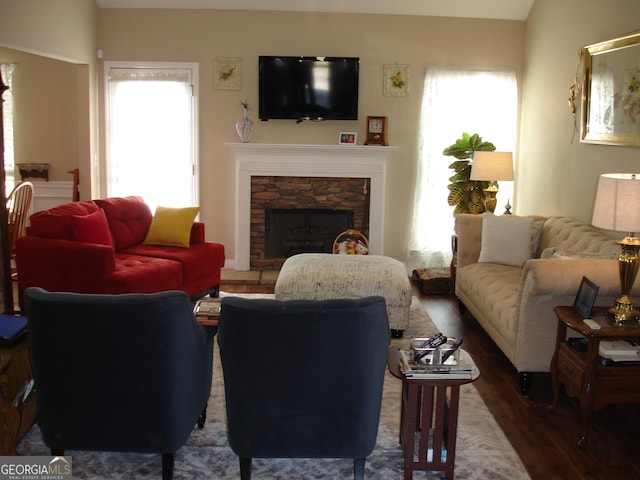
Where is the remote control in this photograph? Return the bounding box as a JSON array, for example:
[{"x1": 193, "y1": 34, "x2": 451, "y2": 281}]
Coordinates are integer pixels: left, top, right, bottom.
[
  {"x1": 429, "y1": 336, "x2": 448, "y2": 349},
  {"x1": 441, "y1": 338, "x2": 464, "y2": 363},
  {"x1": 415, "y1": 334, "x2": 448, "y2": 361},
  {"x1": 583, "y1": 318, "x2": 601, "y2": 330},
  {"x1": 416, "y1": 333, "x2": 443, "y2": 348}
]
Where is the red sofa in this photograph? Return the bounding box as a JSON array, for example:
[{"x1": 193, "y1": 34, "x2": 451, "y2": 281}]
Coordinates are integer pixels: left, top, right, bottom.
[{"x1": 15, "y1": 196, "x2": 225, "y2": 310}]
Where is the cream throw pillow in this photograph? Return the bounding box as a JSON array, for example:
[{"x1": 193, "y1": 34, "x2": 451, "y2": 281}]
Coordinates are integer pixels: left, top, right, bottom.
[
  {"x1": 144, "y1": 206, "x2": 200, "y2": 248},
  {"x1": 478, "y1": 213, "x2": 534, "y2": 267}
]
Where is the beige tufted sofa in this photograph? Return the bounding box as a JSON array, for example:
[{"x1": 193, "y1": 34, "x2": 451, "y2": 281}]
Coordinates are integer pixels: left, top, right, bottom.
[{"x1": 454, "y1": 214, "x2": 640, "y2": 395}]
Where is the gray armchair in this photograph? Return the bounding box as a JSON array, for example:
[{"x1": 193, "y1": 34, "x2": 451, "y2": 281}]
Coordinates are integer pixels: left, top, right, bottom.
[
  {"x1": 217, "y1": 295, "x2": 389, "y2": 480},
  {"x1": 24, "y1": 287, "x2": 215, "y2": 480}
]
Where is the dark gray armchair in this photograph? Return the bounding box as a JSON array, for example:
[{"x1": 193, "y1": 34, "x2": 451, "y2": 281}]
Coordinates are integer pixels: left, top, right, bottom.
[
  {"x1": 217, "y1": 295, "x2": 389, "y2": 480},
  {"x1": 24, "y1": 287, "x2": 215, "y2": 480}
]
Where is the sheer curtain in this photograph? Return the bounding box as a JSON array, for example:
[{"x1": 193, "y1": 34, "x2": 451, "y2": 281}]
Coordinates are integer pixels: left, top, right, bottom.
[
  {"x1": 1, "y1": 63, "x2": 15, "y2": 190},
  {"x1": 407, "y1": 66, "x2": 517, "y2": 272}
]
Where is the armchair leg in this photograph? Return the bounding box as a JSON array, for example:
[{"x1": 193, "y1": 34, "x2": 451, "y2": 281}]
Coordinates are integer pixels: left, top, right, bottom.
[
  {"x1": 239, "y1": 457, "x2": 252, "y2": 480},
  {"x1": 353, "y1": 458, "x2": 365, "y2": 480},
  {"x1": 197, "y1": 405, "x2": 208, "y2": 429},
  {"x1": 161, "y1": 453, "x2": 175, "y2": 480}
]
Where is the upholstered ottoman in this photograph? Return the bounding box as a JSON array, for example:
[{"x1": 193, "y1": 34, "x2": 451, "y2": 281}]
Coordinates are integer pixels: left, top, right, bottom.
[{"x1": 274, "y1": 253, "x2": 412, "y2": 336}]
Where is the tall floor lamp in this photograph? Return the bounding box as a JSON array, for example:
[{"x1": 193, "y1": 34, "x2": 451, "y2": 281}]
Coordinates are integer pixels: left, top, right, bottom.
[{"x1": 592, "y1": 173, "x2": 640, "y2": 323}]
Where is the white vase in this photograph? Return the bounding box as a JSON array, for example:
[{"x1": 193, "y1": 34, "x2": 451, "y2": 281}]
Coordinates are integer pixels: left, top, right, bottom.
[{"x1": 235, "y1": 108, "x2": 254, "y2": 143}]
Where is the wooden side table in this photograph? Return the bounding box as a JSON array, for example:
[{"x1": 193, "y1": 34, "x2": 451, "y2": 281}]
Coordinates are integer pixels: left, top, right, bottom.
[
  {"x1": 387, "y1": 346, "x2": 479, "y2": 480},
  {"x1": 0, "y1": 338, "x2": 38, "y2": 455},
  {"x1": 549, "y1": 306, "x2": 640, "y2": 448}
]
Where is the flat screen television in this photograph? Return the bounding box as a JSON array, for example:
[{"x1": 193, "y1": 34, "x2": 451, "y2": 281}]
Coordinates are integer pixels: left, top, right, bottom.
[{"x1": 259, "y1": 56, "x2": 359, "y2": 121}]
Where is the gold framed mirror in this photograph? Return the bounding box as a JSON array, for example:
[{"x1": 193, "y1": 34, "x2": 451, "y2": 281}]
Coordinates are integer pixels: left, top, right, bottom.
[{"x1": 581, "y1": 31, "x2": 640, "y2": 146}]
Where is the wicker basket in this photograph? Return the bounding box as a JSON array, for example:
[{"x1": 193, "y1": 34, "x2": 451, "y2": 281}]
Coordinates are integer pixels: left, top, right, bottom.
[{"x1": 332, "y1": 229, "x2": 369, "y2": 255}]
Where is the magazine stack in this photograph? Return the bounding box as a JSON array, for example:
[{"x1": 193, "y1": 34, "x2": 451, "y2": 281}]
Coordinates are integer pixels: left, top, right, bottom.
[
  {"x1": 399, "y1": 334, "x2": 478, "y2": 379},
  {"x1": 598, "y1": 340, "x2": 640, "y2": 366}
]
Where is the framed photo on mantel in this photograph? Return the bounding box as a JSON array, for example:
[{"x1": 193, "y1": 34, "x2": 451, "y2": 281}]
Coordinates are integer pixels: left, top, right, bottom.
[{"x1": 339, "y1": 132, "x2": 357, "y2": 145}]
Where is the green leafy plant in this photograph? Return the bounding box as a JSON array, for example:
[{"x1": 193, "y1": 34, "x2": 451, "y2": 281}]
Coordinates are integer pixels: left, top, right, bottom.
[{"x1": 443, "y1": 132, "x2": 496, "y2": 215}]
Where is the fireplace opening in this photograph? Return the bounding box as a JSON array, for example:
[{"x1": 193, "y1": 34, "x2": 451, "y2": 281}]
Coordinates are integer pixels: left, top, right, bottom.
[{"x1": 265, "y1": 208, "x2": 354, "y2": 258}]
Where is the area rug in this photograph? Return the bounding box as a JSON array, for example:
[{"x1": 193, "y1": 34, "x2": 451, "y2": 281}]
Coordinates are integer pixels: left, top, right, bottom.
[{"x1": 17, "y1": 295, "x2": 531, "y2": 480}]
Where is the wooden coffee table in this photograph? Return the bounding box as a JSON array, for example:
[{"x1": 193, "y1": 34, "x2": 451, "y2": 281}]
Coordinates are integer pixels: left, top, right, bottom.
[
  {"x1": 387, "y1": 345, "x2": 479, "y2": 480},
  {"x1": 549, "y1": 306, "x2": 640, "y2": 448}
]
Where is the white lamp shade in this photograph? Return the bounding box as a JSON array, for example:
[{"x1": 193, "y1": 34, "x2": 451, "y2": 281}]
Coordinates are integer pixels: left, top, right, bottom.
[
  {"x1": 470, "y1": 151, "x2": 514, "y2": 181},
  {"x1": 592, "y1": 173, "x2": 640, "y2": 233}
]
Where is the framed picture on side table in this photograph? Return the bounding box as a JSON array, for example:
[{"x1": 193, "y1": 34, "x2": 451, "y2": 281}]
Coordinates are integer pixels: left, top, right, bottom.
[{"x1": 573, "y1": 276, "x2": 599, "y2": 319}]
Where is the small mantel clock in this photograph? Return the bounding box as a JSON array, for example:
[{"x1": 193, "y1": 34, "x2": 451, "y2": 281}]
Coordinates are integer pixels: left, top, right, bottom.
[{"x1": 364, "y1": 116, "x2": 389, "y2": 146}]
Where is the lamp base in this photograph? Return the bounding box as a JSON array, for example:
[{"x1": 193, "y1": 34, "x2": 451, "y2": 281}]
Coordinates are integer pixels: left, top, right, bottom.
[
  {"x1": 484, "y1": 188, "x2": 498, "y2": 213},
  {"x1": 611, "y1": 237, "x2": 640, "y2": 324},
  {"x1": 608, "y1": 297, "x2": 640, "y2": 324}
]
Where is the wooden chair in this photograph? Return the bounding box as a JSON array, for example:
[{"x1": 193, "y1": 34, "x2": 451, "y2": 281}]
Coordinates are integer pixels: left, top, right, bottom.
[{"x1": 6, "y1": 181, "x2": 33, "y2": 276}]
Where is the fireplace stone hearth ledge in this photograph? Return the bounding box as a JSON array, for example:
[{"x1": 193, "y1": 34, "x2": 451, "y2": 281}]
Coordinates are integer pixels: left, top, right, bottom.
[{"x1": 226, "y1": 143, "x2": 398, "y2": 271}]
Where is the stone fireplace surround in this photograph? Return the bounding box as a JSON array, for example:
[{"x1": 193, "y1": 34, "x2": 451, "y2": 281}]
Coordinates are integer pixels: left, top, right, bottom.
[
  {"x1": 252, "y1": 177, "x2": 370, "y2": 269},
  {"x1": 226, "y1": 143, "x2": 397, "y2": 271}
]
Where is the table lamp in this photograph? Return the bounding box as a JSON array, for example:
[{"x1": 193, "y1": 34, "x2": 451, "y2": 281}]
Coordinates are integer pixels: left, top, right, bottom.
[
  {"x1": 470, "y1": 152, "x2": 514, "y2": 213},
  {"x1": 591, "y1": 173, "x2": 640, "y2": 323}
]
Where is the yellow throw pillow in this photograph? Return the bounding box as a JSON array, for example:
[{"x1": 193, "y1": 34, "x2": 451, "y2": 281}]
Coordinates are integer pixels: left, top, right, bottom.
[{"x1": 144, "y1": 206, "x2": 200, "y2": 248}]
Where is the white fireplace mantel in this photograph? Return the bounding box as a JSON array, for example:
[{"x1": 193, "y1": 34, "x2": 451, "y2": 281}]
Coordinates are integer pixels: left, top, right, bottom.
[{"x1": 226, "y1": 143, "x2": 398, "y2": 270}]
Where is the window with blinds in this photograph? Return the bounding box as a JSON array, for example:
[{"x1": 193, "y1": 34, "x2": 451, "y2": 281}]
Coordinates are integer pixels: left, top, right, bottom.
[{"x1": 104, "y1": 62, "x2": 199, "y2": 212}]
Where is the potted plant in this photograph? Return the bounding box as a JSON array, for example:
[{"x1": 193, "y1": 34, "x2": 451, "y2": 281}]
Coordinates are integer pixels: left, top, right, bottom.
[{"x1": 443, "y1": 132, "x2": 496, "y2": 215}]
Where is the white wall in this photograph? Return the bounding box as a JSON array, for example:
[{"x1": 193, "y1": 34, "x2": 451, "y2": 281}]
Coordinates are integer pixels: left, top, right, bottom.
[
  {"x1": 0, "y1": 0, "x2": 96, "y2": 64},
  {"x1": 0, "y1": 0, "x2": 98, "y2": 200},
  {"x1": 518, "y1": 0, "x2": 640, "y2": 223},
  {"x1": 96, "y1": 9, "x2": 525, "y2": 262}
]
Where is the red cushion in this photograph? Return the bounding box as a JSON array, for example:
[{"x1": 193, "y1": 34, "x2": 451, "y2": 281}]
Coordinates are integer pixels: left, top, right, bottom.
[
  {"x1": 71, "y1": 208, "x2": 114, "y2": 247},
  {"x1": 106, "y1": 253, "x2": 183, "y2": 294},
  {"x1": 28, "y1": 200, "x2": 99, "y2": 240},
  {"x1": 123, "y1": 241, "x2": 225, "y2": 283},
  {"x1": 95, "y1": 196, "x2": 153, "y2": 250}
]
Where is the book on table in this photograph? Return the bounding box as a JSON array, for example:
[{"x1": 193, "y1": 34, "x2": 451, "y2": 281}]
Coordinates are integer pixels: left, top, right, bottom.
[
  {"x1": 194, "y1": 298, "x2": 221, "y2": 318},
  {"x1": 0, "y1": 315, "x2": 28, "y2": 344},
  {"x1": 399, "y1": 348, "x2": 477, "y2": 379},
  {"x1": 598, "y1": 340, "x2": 640, "y2": 364}
]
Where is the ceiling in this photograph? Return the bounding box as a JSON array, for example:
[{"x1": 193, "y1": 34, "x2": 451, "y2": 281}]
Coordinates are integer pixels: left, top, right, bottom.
[{"x1": 95, "y1": 0, "x2": 535, "y2": 21}]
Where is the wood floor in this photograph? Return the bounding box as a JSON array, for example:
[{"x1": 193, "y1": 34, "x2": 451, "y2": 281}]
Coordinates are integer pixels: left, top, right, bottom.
[
  {"x1": 420, "y1": 291, "x2": 640, "y2": 480},
  {"x1": 221, "y1": 277, "x2": 640, "y2": 479}
]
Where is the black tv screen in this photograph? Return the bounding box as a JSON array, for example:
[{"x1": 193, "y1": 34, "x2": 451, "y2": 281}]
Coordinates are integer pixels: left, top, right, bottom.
[{"x1": 259, "y1": 56, "x2": 359, "y2": 121}]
